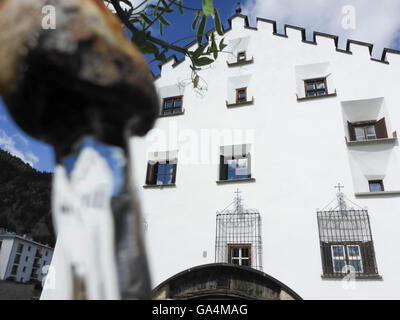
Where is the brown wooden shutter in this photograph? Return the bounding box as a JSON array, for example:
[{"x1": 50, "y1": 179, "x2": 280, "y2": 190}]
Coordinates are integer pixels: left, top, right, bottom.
[
  {"x1": 320, "y1": 242, "x2": 333, "y2": 275},
  {"x1": 375, "y1": 117, "x2": 388, "y2": 139},
  {"x1": 146, "y1": 162, "x2": 157, "y2": 185},
  {"x1": 171, "y1": 163, "x2": 177, "y2": 184},
  {"x1": 348, "y1": 121, "x2": 356, "y2": 141},
  {"x1": 219, "y1": 155, "x2": 228, "y2": 180},
  {"x1": 360, "y1": 241, "x2": 378, "y2": 275}
]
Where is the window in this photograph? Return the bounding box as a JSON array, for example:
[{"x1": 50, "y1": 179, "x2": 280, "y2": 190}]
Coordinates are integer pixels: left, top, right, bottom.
[
  {"x1": 22, "y1": 267, "x2": 26, "y2": 273},
  {"x1": 304, "y1": 78, "x2": 327, "y2": 97},
  {"x1": 237, "y1": 51, "x2": 246, "y2": 62},
  {"x1": 0, "y1": 240, "x2": 2, "y2": 251},
  {"x1": 318, "y1": 209, "x2": 379, "y2": 277},
  {"x1": 25, "y1": 256, "x2": 29, "y2": 262},
  {"x1": 227, "y1": 158, "x2": 249, "y2": 180},
  {"x1": 146, "y1": 160, "x2": 177, "y2": 186},
  {"x1": 162, "y1": 96, "x2": 183, "y2": 115},
  {"x1": 348, "y1": 118, "x2": 388, "y2": 142},
  {"x1": 236, "y1": 88, "x2": 247, "y2": 103},
  {"x1": 11, "y1": 265, "x2": 18, "y2": 275},
  {"x1": 228, "y1": 244, "x2": 251, "y2": 267},
  {"x1": 14, "y1": 254, "x2": 21, "y2": 264},
  {"x1": 17, "y1": 243, "x2": 23, "y2": 253},
  {"x1": 331, "y1": 245, "x2": 346, "y2": 273},
  {"x1": 331, "y1": 245, "x2": 362, "y2": 274},
  {"x1": 220, "y1": 155, "x2": 251, "y2": 181},
  {"x1": 369, "y1": 180, "x2": 384, "y2": 192},
  {"x1": 28, "y1": 246, "x2": 31, "y2": 252}
]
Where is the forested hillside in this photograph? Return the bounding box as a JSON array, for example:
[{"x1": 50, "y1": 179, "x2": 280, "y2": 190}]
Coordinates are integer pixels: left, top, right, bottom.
[{"x1": 0, "y1": 149, "x2": 55, "y2": 246}]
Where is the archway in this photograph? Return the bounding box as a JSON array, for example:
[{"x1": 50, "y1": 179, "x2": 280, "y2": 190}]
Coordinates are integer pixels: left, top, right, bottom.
[{"x1": 153, "y1": 263, "x2": 302, "y2": 300}]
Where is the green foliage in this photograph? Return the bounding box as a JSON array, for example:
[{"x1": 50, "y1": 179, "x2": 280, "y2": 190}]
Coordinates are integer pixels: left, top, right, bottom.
[
  {"x1": 0, "y1": 149, "x2": 55, "y2": 247},
  {"x1": 108, "y1": 0, "x2": 227, "y2": 70},
  {"x1": 202, "y1": 0, "x2": 214, "y2": 16}
]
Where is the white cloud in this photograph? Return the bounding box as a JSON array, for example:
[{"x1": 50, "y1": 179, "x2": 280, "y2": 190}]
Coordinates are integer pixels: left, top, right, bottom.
[
  {"x1": 242, "y1": 0, "x2": 400, "y2": 58},
  {"x1": 0, "y1": 129, "x2": 39, "y2": 167},
  {"x1": 13, "y1": 133, "x2": 29, "y2": 147}
]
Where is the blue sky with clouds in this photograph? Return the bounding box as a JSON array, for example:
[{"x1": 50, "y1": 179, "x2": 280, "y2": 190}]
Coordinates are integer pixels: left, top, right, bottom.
[{"x1": 0, "y1": 0, "x2": 399, "y2": 173}]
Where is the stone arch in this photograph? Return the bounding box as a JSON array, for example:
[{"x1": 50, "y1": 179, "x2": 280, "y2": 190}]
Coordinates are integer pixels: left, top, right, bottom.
[{"x1": 153, "y1": 263, "x2": 302, "y2": 300}]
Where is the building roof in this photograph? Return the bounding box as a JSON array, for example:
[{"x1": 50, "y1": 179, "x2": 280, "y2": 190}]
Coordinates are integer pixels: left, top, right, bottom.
[
  {"x1": 152, "y1": 13, "x2": 400, "y2": 79},
  {"x1": 0, "y1": 229, "x2": 53, "y2": 250}
]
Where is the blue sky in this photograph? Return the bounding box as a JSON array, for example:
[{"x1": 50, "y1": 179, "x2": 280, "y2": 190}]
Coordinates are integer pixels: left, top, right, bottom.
[{"x1": 0, "y1": 0, "x2": 399, "y2": 173}]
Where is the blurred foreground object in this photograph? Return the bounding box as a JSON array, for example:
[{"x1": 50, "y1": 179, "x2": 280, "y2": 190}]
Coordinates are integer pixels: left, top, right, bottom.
[{"x1": 0, "y1": 0, "x2": 159, "y2": 299}]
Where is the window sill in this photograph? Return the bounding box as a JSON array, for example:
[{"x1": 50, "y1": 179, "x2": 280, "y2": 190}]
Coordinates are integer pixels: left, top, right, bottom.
[
  {"x1": 158, "y1": 109, "x2": 185, "y2": 118},
  {"x1": 296, "y1": 91, "x2": 337, "y2": 101},
  {"x1": 226, "y1": 98, "x2": 254, "y2": 108},
  {"x1": 143, "y1": 183, "x2": 176, "y2": 189},
  {"x1": 346, "y1": 137, "x2": 397, "y2": 146},
  {"x1": 355, "y1": 190, "x2": 400, "y2": 197},
  {"x1": 216, "y1": 178, "x2": 256, "y2": 184},
  {"x1": 321, "y1": 274, "x2": 382, "y2": 280},
  {"x1": 227, "y1": 57, "x2": 254, "y2": 67}
]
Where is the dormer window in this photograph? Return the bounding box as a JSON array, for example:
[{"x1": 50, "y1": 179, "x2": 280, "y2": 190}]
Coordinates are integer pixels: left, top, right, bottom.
[
  {"x1": 236, "y1": 88, "x2": 247, "y2": 103},
  {"x1": 237, "y1": 51, "x2": 246, "y2": 62},
  {"x1": 304, "y1": 78, "x2": 327, "y2": 97},
  {"x1": 348, "y1": 118, "x2": 388, "y2": 142},
  {"x1": 162, "y1": 96, "x2": 183, "y2": 115}
]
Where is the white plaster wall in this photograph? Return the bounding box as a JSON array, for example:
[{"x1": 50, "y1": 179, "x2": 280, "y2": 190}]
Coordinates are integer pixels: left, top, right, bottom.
[
  {"x1": 0, "y1": 238, "x2": 14, "y2": 279},
  {"x1": 130, "y1": 16, "x2": 400, "y2": 299},
  {"x1": 1, "y1": 237, "x2": 53, "y2": 282}
]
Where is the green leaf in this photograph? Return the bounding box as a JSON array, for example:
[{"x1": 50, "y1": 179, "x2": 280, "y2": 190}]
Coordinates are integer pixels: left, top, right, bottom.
[
  {"x1": 202, "y1": 0, "x2": 214, "y2": 16},
  {"x1": 219, "y1": 38, "x2": 227, "y2": 51},
  {"x1": 195, "y1": 57, "x2": 214, "y2": 66},
  {"x1": 178, "y1": 0, "x2": 184, "y2": 14},
  {"x1": 140, "y1": 12, "x2": 152, "y2": 25},
  {"x1": 214, "y1": 8, "x2": 223, "y2": 36},
  {"x1": 158, "y1": 14, "x2": 171, "y2": 26},
  {"x1": 192, "y1": 45, "x2": 206, "y2": 60},
  {"x1": 197, "y1": 14, "x2": 206, "y2": 44},
  {"x1": 192, "y1": 10, "x2": 201, "y2": 30},
  {"x1": 211, "y1": 32, "x2": 218, "y2": 60},
  {"x1": 139, "y1": 41, "x2": 160, "y2": 56}
]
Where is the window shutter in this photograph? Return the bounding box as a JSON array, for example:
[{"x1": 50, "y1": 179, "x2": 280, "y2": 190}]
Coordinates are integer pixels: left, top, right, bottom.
[
  {"x1": 146, "y1": 162, "x2": 157, "y2": 185},
  {"x1": 320, "y1": 242, "x2": 333, "y2": 275},
  {"x1": 219, "y1": 155, "x2": 228, "y2": 180},
  {"x1": 348, "y1": 121, "x2": 356, "y2": 141},
  {"x1": 246, "y1": 153, "x2": 251, "y2": 178},
  {"x1": 360, "y1": 241, "x2": 377, "y2": 275},
  {"x1": 375, "y1": 117, "x2": 388, "y2": 139},
  {"x1": 171, "y1": 163, "x2": 177, "y2": 184}
]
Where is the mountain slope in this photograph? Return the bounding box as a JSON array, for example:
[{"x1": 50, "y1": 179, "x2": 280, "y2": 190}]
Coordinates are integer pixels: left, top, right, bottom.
[{"x1": 0, "y1": 149, "x2": 55, "y2": 246}]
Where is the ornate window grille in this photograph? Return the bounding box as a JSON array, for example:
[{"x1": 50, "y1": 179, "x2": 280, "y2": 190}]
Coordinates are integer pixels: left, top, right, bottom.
[
  {"x1": 215, "y1": 190, "x2": 263, "y2": 271},
  {"x1": 317, "y1": 185, "x2": 380, "y2": 278}
]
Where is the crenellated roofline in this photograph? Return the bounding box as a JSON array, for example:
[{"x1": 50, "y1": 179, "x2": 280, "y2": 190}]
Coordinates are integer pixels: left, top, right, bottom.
[{"x1": 152, "y1": 13, "x2": 400, "y2": 79}]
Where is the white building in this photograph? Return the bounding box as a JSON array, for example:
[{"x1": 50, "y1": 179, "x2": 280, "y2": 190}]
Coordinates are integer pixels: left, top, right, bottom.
[
  {"x1": 130, "y1": 11, "x2": 400, "y2": 299},
  {"x1": 0, "y1": 229, "x2": 54, "y2": 283}
]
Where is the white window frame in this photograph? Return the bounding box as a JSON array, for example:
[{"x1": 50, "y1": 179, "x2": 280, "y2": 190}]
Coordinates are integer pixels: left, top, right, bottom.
[
  {"x1": 229, "y1": 245, "x2": 251, "y2": 266},
  {"x1": 346, "y1": 245, "x2": 363, "y2": 274},
  {"x1": 331, "y1": 245, "x2": 346, "y2": 273}
]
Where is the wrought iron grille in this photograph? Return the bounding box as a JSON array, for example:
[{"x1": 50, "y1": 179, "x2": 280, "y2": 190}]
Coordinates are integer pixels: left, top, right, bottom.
[
  {"x1": 317, "y1": 209, "x2": 379, "y2": 277},
  {"x1": 215, "y1": 190, "x2": 263, "y2": 271}
]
